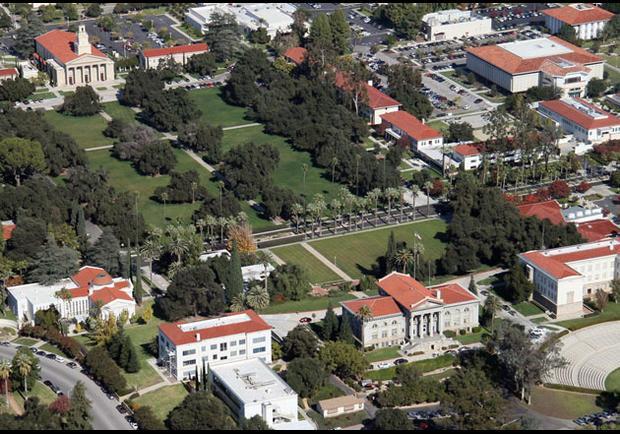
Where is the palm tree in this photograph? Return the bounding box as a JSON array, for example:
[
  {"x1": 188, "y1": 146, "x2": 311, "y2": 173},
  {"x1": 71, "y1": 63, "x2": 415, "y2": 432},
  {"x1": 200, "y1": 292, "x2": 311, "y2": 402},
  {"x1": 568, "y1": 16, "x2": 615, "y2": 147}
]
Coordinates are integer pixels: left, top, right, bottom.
[
  {"x1": 230, "y1": 294, "x2": 246, "y2": 312},
  {"x1": 394, "y1": 248, "x2": 414, "y2": 273},
  {"x1": 217, "y1": 216, "x2": 228, "y2": 243},
  {"x1": 423, "y1": 181, "x2": 433, "y2": 217},
  {"x1": 160, "y1": 191, "x2": 169, "y2": 221},
  {"x1": 195, "y1": 218, "x2": 206, "y2": 242},
  {"x1": 356, "y1": 305, "x2": 373, "y2": 322},
  {"x1": 342, "y1": 190, "x2": 356, "y2": 232},
  {"x1": 410, "y1": 184, "x2": 419, "y2": 221},
  {"x1": 165, "y1": 224, "x2": 191, "y2": 268},
  {"x1": 484, "y1": 294, "x2": 501, "y2": 332},
  {"x1": 291, "y1": 203, "x2": 304, "y2": 233},
  {"x1": 330, "y1": 156, "x2": 339, "y2": 183},
  {"x1": 217, "y1": 181, "x2": 225, "y2": 215},
  {"x1": 357, "y1": 197, "x2": 369, "y2": 230},
  {"x1": 0, "y1": 359, "x2": 10, "y2": 405},
  {"x1": 411, "y1": 235, "x2": 425, "y2": 280},
  {"x1": 330, "y1": 198, "x2": 342, "y2": 233},
  {"x1": 205, "y1": 215, "x2": 218, "y2": 244},
  {"x1": 367, "y1": 188, "x2": 381, "y2": 225},
  {"x1": 191, "y1": 181, "x2": 198, "y2": 204},
  {"x1": 246, "y1": 285, "x2": 270, "y2": 310},
  {"x1": 306, "y1": 203, "x2": 318, "y2": 237},
  {"x1": 14, "y1": 353, "x2": 32, "y2": 394},
  {"x1": 385, "y1": 187, "x2": 401, "y2": 223}
]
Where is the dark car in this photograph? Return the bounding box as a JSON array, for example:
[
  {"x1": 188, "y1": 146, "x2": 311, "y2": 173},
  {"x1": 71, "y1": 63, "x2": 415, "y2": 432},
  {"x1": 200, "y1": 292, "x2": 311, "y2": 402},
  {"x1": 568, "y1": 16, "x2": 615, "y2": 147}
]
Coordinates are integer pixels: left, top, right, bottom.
[
  {"x1": 67, "y1": 362, "x2": 78, "y2": 369},
  {"x1": 394, "y1": 358, "x2": 408, "y2": 365},
  {"x1": 45, "y1": 353, "x2": 57, "y2": 360},
  {"x1": 474, "y1": 98, "x2": 483, "y2": 104},
  {"x1": 36, "y1": 350, "x2": 47, "y2": 356},
  {"x1": 116, "y1": 404, "x2": 128, "y2": 414},
  {"x1": 43, "y1": 380, "x2": 54, "y2": 388},
  {"x1": 299, "y1": 317, "x2": 312, "y2": 324}
]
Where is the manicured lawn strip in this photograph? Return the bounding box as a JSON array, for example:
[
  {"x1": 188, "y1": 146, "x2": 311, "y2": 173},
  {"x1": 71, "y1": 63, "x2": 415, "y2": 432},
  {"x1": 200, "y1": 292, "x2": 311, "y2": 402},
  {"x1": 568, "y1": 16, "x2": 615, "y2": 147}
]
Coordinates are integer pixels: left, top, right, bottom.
[
  {"x1": 308, "y1": 384, "x2": 345, "y2": 407},
  {"x1": 454, "y1": 329, "x2": 488, "y2": 345},
  {"x1": 43, "y1": 111, "x2": 115, "y2": 149},
  {"x1": 529, "y1": 386, "x2": 602, "y2": 420},
  {"x1": 365, "y1": 354, "x2": 455, "y2": 381},
  {"x1": 0, "y1": 309, "x2": 17, "y2": 321},
  {"x1": 40, "y1": 343, "x2": 66, "y2": 357},
  {"x1": 605, "y1": 368, "x2": 620, "y2": 393},
  {"x1": 12, "y1": 337, "x2": 39, "y2": 346},
  {"x1": 270, "y1": 245, "x2": 341, "y2": 284},
  {"x1": 103, "y1": 101, "x2": 138, "y2": 123},
  {"x1": 309, "y1": 219, "x2": 448, "y2": 280},
  {"x1": 425, "y1": 367, "x2": 457, "y2": 382},
  {"x1": 134, "y1": 383, "x2": 188, "y2": 422},
  {"x1": 14, "y1": 381, "x2": 58, "y2": 411},
  {"x1": 605, "y1": 65, "x2": 620, "y2": 88},
  {"x1": 427, "y1": 120, "x2": 449, "y2": 135},
  {"x1": 29, "y1": 91, "x2": 56, "y2": 101},
  {"x1": 220, "y1": 125, "x2": 341, "y2": 201},
  {"x1": 365, "y1": 346, "x2": 401, "y2": 363},
  {"x1": 260, "y1": 293, "x2": 357, "y2": 314},
  {"x1": 556, "y1": 303, "x2": 620, "y2": 331},
  {"x1": 188, "y1": 87, "x2": 251, "y2": 127},
  {"x1": 513, "y1": 302, "x2": 544, "y2": 317}
]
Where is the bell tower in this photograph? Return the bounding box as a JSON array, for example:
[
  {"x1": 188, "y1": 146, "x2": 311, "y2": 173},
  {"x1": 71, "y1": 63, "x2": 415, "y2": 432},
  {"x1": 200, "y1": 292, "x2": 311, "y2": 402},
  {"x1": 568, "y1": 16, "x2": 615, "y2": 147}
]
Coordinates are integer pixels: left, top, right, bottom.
[{"x1": 75, "y1": 25, "x2": 91, "y2": 55}]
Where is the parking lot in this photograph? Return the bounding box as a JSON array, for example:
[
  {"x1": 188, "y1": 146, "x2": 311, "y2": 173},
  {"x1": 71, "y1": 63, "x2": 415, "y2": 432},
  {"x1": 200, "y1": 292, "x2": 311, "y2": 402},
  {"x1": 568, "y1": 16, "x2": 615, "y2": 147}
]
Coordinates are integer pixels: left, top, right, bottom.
[{"x1": 477, "y1": 3, "x2": 552, "y2": 31}]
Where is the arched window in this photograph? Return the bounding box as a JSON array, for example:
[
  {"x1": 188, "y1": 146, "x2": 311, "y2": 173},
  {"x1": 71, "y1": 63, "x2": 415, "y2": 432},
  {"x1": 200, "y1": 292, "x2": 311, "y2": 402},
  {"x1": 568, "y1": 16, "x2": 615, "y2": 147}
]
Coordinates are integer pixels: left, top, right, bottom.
[
  {"x1": 463, "y1": 308, "x2": 470, "y2": 324},
  {"x1": 443, "y1": 311, "x2": 451, "y2": 327}
]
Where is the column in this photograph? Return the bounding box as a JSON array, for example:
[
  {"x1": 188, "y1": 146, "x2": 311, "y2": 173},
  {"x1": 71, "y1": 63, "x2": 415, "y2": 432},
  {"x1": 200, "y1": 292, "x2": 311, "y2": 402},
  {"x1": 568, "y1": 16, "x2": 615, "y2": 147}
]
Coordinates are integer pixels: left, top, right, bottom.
[
  {"x1": 437, "y1": 312, "x2": 443, "y2": 335},
  {"x1": 429, "y1": 313, "x2": 434, "y2": 337}
]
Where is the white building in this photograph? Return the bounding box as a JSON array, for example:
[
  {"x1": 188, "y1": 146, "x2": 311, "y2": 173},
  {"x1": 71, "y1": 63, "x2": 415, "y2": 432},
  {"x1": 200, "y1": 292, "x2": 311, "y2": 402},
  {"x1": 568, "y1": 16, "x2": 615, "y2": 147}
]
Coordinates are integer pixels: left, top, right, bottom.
[
  {"x1": 34, "y1": 25, "x2": 115, "y2": 89},
  {"x1": 422, "y1": 9, "x2": 493, "y2": 41},
  {"x1": 543, "y1": 3, "x2": 615, "y2": 41},
  {"x1": 379, "y1": 110, "x2": 443, "y2": 152},
  {"x1": 520, "y1": 239, "x2": 620, "y2": 319},
  {"x1": 341, "y1": 272, "x2": 479, "y2": 349},
  {"x1": 157, "y1": 310, "x2": 272, "y2": 381},
  {"x1": 536, "y1": 98, "x2": 620, "y2": 145},
  {"x1": 185, "y1": 3, "x2": 296, "y2": 37},
  {"x1": 0, "y1": 67, "x2": 18, "y2": 81},
  {"x1": 451, "y1": 143, "x2": 482, "y2": 170},
  {"x1": 335, "y1": 73, "x2": 401, "y2": 125},
  {"x1": 317, "y1": 395, "x2": 365, "y2": 419},
  {"x1": 562, "y1": 205, "x2": 604, "y2": 223},
  {"x1": 139, "y1": 43, "x2": 209, "y2": 69},
  {"x1": 466, "y1": 36, "x2": 604, "y2": 97},
  {"x1": 241, "y1": 263, "x2": 275, "y2": 284},
  {"x1": 7, "y1": 266, "x2": 135, "y2": 326},
  {"x1": 210, "y1": 358, "x2": 315, "y2": 430}
]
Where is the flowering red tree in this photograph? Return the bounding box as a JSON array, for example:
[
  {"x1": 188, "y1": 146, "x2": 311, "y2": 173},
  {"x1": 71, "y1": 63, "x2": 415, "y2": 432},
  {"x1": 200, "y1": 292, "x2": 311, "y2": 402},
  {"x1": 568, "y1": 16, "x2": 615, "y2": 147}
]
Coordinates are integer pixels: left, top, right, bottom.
[
  {"x1": 429, "y1": 179, "x2": 445, "y2": 198},
  {"x1": 548, "y1": 180, "x2": 570, "y2": 199},
  {"x1": 49, "y1": 395, "x2": 71, "y2": 414},
  {"x1": 576, "y1": 181, "x2": 591, "y2": 193}
]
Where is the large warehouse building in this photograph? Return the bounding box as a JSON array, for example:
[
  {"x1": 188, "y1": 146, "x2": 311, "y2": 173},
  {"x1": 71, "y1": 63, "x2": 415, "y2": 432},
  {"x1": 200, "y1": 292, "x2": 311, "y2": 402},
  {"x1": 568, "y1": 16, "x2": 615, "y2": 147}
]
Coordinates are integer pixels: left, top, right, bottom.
[
  {"x1": 465, "y1": 36, "x2": 604, "y2": 97},
  {"x1": 421, "y1": 9, "x2": 493, "y2": 41}
]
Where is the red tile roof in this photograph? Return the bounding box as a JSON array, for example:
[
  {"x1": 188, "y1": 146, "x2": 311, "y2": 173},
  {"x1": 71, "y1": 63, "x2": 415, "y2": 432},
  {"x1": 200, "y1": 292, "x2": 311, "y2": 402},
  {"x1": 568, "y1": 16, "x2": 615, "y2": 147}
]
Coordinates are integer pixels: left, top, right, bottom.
[
  {"x1": 539, "y1": 59, "x2": 590, "y2": 77},
  {"x1": 90, "y1": 283, "x2": 133, "y2": 305},
  {"x1": 0, "y1": 68, "x2": 18, "y2": 78},
  {"x1": 159, "y1": 310, "x2": 272, "y2": 346},
  {"x1": 283, "y1": 46, "x2": 307, "y2": 65},
  {"x1": 431, "y1": 283, "x2": 478, "y2": 305},
  {"x1": 35, "y1": 29, "x2": 107, "y2": 64},
  {"x1": 142, "y1": 43, "x2": 209, "y2": 58},
  {"x1": 381, "y1": 111, "x2": 441, "y2": 141},
  {"x1": 341, "y1": 296, "x2": 402, "y2": 317},
  {"x1": 466, "y1": 36, "x2": 602, "y2": 75},
  {"x1": 2, "y1": 223, "x2": 15, "y2": 240},
  {"x1": 72, "y1": 267, "x2": 113, "y2": 289},
  {"x1": 539, "y1": 98, "x2": 620, "y2": 130},
  {"x1": 542, "y1": 4, "x2": 614, "y2": 25},
  {"x1": 521, "y1": 242, "x2": 620, "y2": 279},
  {"x1": 453, "y1": 143, "x2": 481, "y2": 157},
  {"x1": 334, "y1": 71, "x2": 401, "y2": 109},
  {"x1": 377, "y1": 273, "x2": 436, "y2": 310},
  {"x1": 516, "y1": 200, "x2": 565, "y2": 226},
  {"x1": 576, "y1": 219, "x2": 620, "y2": 242}
]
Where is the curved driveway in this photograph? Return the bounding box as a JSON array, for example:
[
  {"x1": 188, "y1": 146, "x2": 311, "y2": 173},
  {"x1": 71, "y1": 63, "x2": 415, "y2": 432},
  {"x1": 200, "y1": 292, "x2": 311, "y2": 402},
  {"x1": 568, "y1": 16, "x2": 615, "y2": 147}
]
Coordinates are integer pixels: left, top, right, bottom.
[
  {"x1": 0, "y1": 344, "x2": 132, "y2": 430},
  {"x1": 545, "y1": 321, "x2": 620, "y2": 390}
]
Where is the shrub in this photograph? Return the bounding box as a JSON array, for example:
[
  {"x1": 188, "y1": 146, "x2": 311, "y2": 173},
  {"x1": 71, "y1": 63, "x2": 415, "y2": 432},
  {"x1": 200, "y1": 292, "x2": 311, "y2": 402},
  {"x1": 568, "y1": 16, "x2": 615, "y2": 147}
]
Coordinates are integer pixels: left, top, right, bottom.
[
  {"x1": 443, "y1": 330, "x2": 456, "y2": 338},
  {"x1": 575, "y1": 181, "x2": 591, "y2": 193},
  {"x1": 472, "y1": 326, "x2": 482, "y2": 333},
  {"x1": 548, "y1": 180, "x2": 570, "y2": 199},
  {"x1": 459, "y1": 329, "x2": 467, "y2": 335}
]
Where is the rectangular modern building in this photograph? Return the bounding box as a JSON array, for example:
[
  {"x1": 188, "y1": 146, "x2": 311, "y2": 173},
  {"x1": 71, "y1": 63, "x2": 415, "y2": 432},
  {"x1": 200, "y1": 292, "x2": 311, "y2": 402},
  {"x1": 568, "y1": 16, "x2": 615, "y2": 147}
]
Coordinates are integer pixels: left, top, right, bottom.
[
  {"x1": 157, "y1": 310, "x2": 272, "y2": 381},
  {"x1": 466, "y1": 36, "x2": 604, "y2": 97},
  {"x1": 379, "y1": 110, "x2": 443, "y2": 151},
  {"x1": 536, "y1": 97, "x2": 620, "y2": 144},
  {"x1": 139, "y1": 43, "x2": 209, "y2": 69},
  {"x1": 542, "y1": 3, "x2": 615, "y2": 41},
  {"x1": 422, "y1": 9, "x2": 493, "y2": 41},
  {"x1": 520, "y1": 239, "x2": 620, "y2": 319}
]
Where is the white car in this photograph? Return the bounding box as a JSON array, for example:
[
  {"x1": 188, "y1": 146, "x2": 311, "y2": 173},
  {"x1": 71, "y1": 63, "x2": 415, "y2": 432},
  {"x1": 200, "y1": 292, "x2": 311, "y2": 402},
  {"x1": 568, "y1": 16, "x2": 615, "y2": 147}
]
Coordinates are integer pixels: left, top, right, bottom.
[
  {"x1": 376, "y1": 362, "x2": 391, "y2": 369},
  {"x1": 55, "y1": 356, "x2": 65, "y2": 363}
]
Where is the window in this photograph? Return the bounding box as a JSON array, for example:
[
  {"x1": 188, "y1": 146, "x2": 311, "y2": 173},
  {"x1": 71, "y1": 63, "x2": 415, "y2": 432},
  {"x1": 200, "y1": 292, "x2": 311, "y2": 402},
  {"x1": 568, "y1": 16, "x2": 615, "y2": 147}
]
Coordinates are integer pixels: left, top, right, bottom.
[
  {"x1": 252, "y1": 336, "x2": 266, "y2": 344},
  {"x1": 239, "y1": 349, "x2": 246, "y2": 355},
  {"x1": 182, "y1": 349, "x2": 196, "y2": 356},
  {"x1": 239, "y1": 339, "x2": 246, "y2": 345},
  {"x1": 210, "y1": 344, "x2": 217, "y2": 350},
  {"x1": 252, "y1": 347, "x2": 265, "y2": 354},
  {"x1": 220, "y1": 342, "x2": 227, "y2": 352},
  {"x1": 230, "y1": 351, "x2": 237, "y2": 357},
  {"x1": 230, "y1": 341, "x2": 237, "y2": 347},
  {"x1": 183, "y1": 359, "x2": 196, "y2": 366},
  {"x1": 213, "y1": 354, "x2": 218, "y2": 360}
]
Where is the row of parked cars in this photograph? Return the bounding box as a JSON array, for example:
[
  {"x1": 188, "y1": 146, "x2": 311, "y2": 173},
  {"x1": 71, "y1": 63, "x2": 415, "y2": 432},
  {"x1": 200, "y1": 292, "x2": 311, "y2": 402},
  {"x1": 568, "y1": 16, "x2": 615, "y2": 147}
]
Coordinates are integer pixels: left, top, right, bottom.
[{"x1": 574, "y1": 410, "x2": 618, "y2": 427}]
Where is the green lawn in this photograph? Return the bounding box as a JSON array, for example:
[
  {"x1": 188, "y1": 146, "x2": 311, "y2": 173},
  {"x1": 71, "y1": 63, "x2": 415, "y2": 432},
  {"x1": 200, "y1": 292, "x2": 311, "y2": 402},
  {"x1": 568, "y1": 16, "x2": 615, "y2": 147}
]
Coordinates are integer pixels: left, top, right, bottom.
[
  {"x1": 309, "y1": 219, "x2": 448, "y2": 279},
  {"x1": 530, "y1": 386, "x2": 602, "y2": 420},
  {"x1": 29, "y1": 91, "x2": 56, "y2": 101},
  {"x1": 44, "y1": 111, "x2": 114, "y2": 149},
  {"x1": 365, "y1": 354, "x2": 455, "y2": 381},
  {"x1": 513, "y1": 302, "x2": 544, "y2": 317},
  {"x1": 12, "y1": 337, "x2": 39, "y2": 346},
  {"x1": 605, "y1": 65, "x2": 620, "y2": 88},
  {"x1": 454, "y1": 328, "x2": 488, "y2": 345},
  {"x1": 86, "y1": 148, "x2": 270, "y2": 230},
  {"x1": 221, "y1": 125, "x2": 342, "y2": 201},
  {"x1": 365, "y1": 346, "x2": 401, "y2": 363},
  {"x1": 605, "y1": 368, "x2": 620, "y2": 392},
  {"x1": 556, "y1": 302, "x2": 620, "y2": 331},
  {"x1": 102, "y1": 101, "x2": 138, "y2": 123},
  {"x1": 270, "y1": 245, "x2": 341, "y2": 284},
  {"x1": 260, "y1": 292, "x2": 357, "y2": 314},
  {"x1": 134, "y1": 383, "x2": 188, "y2": 422},
  {"x1": 14, "y1": 381, "x2": 58, "y2": 410},
  {"x1": 603, "y1": 54, "x2": 620, "y2": 68},
  {"x1": 188, "y1": 87, "x2": 252, "y2": 128},
  {"x1": 427, "y1": 120, "x2": 449, "y2": 135},
  {"x1": 309, "y1": 383, "x2": 345, "y2": 407},
  {"x1": 40, "y1": 343, "x2": 66, "y2": 357}
]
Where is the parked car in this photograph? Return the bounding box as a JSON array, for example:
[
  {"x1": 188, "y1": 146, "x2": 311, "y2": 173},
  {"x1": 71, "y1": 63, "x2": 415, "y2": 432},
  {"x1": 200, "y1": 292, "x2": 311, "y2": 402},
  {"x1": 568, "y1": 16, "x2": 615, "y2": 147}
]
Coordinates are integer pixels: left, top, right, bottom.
[
  {"x1": 30, "y1": 347, "x2": 38, "y2": 353},
  {"x1": 0, "y1": 341, "x2": 10, "y2": 347},
  {"x1": 394, "y1": 358, "x2": 408, "y2": 365},
  {"x1": 376, "y1": 361, "x2": 391, "y2": 369},
  {"x1": 298, "y1": 317, "x2": 312, "y2": 324},
  {"x1": 36, "y1": 350, "x2": 47, "y2": 356},
  {"x1": 45, "y1": 353, "x2": 57, "y2": 360},
  {"x1": 116, "y1": 404, "x2": 128, "y2": 414},
  {"x1": 67, "y1": 361, "x2": 78, "y2": 369}
]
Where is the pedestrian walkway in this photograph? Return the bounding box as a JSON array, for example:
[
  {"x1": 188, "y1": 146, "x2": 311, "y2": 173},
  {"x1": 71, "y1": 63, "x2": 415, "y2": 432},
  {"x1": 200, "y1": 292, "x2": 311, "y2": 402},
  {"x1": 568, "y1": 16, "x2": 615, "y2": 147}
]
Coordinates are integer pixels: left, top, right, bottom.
[
  {"x1": 99, "y1": 110, "x2": 112, "y2": 122},
  {"x1": 300, "y1": 242, "x2": 353, "y2": 281},
  {"x1": 266, "y1": 249, "x2": 286, "y2": 266},
  {"x1": 85, "y1": 145, "x2": 114, "y2": 152},
  {"x1": 222, "y1": 122, "x2": 261, "y2": 131}
]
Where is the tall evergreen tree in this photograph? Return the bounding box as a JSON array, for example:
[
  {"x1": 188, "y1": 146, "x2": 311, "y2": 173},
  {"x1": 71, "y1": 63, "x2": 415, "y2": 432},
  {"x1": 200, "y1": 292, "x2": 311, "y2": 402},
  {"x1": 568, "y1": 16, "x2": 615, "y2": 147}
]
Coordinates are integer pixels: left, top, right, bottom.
[
  {"x1": 322, "y1": 302, "x2": 338, "y2": 341},
  {"x1": 28, "y1": 235, "x2": 80, "y2": 285},
  {"x1": 468, "y1": 275, "x2": 477, "y2": 295},
  {"x1": 309, "y1": 13, "x2": 332, "y2": 53},
  {"x1": 86, "y1": 227, "x2": 121, "y2": 275},
  {"x1": 338, "y1": 313, "x2": 354, "y2": 344},
  {"x1": 385, "y1": 230, "x2": 397, "y2": 274},
  {"x1": 65, "y1": 381, "x2": 92, "y2": 430},
  {"x1": 226, "y1": 240, "x2": 244, "y2": 303},
  {"x1": 133, "y1": 252, "x2": 143, "y2": 305},
  {"x1": 329, "y1": 9, "x2": 350, "y2": 54}
]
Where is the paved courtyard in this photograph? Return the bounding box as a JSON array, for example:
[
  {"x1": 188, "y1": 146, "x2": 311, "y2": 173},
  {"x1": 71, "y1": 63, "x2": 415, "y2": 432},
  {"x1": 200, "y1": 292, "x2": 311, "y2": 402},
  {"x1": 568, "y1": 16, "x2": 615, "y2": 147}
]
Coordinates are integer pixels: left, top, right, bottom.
[{"x1": 546, "y1": 322, "x2": 620, "y2": 390}]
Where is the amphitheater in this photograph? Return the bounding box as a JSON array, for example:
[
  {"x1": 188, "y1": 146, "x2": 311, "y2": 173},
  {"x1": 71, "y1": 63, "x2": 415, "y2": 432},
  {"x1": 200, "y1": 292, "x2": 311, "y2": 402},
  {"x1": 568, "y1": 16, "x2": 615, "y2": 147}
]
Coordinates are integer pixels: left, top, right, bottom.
[{"x1": 546, "y1": 322, "x2": 620, "y2": 391}]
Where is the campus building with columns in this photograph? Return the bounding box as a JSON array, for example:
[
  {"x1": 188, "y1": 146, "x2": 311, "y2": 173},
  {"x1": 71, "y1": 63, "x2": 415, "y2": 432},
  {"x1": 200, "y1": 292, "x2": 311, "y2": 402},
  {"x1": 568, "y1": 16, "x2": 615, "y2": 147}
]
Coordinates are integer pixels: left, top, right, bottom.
[
  {"x1": 341, "y1": 272, "x2": 479, "y2": 349},
  {"x1": 34, "y1": 25, "x2": 115, "y2": 89}
]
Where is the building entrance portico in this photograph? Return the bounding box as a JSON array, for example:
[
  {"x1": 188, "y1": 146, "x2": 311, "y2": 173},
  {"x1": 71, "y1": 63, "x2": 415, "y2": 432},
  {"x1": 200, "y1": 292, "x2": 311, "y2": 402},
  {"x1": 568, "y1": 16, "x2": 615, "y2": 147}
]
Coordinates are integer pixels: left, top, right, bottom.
[{"x1": 410, "y1": 310, "x2": 442, "y2": 339}]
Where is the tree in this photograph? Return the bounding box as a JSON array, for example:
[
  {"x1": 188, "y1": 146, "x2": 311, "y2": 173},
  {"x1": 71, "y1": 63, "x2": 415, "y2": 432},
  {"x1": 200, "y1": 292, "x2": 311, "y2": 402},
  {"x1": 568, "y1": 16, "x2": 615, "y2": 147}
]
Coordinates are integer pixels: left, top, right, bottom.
[
  {"x1": 11, "y1": 347, "x2": 39, "y2": 394},
  {"x1": 85, "y1": 3, "x2": 102, "y2": 17},
  {"x1": 133, "y1": 406, "x2": 166, "y2": 430},
  {"x1": 12, "y1": 16, "x2": 45, "y2": 59},
  {"x1": 468, "y1": 275, "x2": 478, "y2": 296},
  {"x1": 318, "y1": 341, "x2": 368, "y2": 380},
  {"x1": 249, "y1": 27, "x2": 271, "y2": 45},
  {"x1": 611, "y1": 279, "x2": 620, "y2": 303},
  {"x1": 84, "y1": 346, "x2": 127, "y2": 394},
  {"x1": 167, "y1": 392, "x2": 237, "y2": 430},
  {"x1": 204, "y1": 12, "x2": 243, "y2": 63},
  {"x1": 322, "y1": 302, "x2": 338, "y2": 341},
  {"x1": 282, "y1": 325, "x2": 319, "y2": 360},
  {"x1": 65, "y1": 381, "x2": 92, "y2": 430},
  {"x1": 226, "y1": 240, "x2": 244, "y2": 303},
  {"x1": 245, "y1": 285, "x2": 270, "y2": 311},
  {"x1": 385, "y1": 64, "x2": 432, "y2": 119},
  {"x1": 28, "y1": 235, "x2": 80, "y2": 285},
  {"x1": 548, "y1": 180, "x2": 570, "y2": 199},
  {"x1": 0, "y1": 77, "x2": 36, "y2": 102},
  {"x1": 504, "y1": 263, "x2": 535, "y2": 303},
  {"x1": 587, "y1": 78, "x2": 607, "y2": 98},
  {"x1": 442, "y1": 367, "x2": 504, "y2": 430},
  {"x1": 285, "y1": 357, "x2": 327, "y2": 398},
  {"x1": 328, "y1": 9, "x2": 351, "y2": 55},
  {"x1": 484, "y1": 294, "x2": 500, "y2": 332},
  {"x1": 373, "y1": 409, "x2": 412, "y2": 430},
  {"x1": 393, "y1": 248, "x2": 414, "y2": 274},
  {"x1": 60, "y1": 85, "x2": 102, "y2": 116},
  {"x1": 154, "y1": 170, "x2": 209, "y2": 204},
  {"x1": 595, "y1": 289, "x2": 609, "y2": 312},
  {"x1": 337, "y1": 312, "x2": 354, "y2": 344},
  {"x1": 0, "y1": 359, "x2": 10, "y2": 405},
  {"x1": 241, "y1": 415, "x2": 270, "y2": 430},
  {"x1": 136, "y1": 141, "x2": 177, "y2": 176},
  {"x1": 558, "y1": 23, "x2": 579, "y2": 46},
  {"x1": 0, "y1": 137, "x2": 46, "y2": 186},
  {"x1": 86, "y1": 227, "x2": 121, "y2": 275},
  {"x1": 177, "y1": 122, "x2": 223, "y2": 163},
  {"x1": 447, "y1": 122, "x2": 475, "y2": 143}
]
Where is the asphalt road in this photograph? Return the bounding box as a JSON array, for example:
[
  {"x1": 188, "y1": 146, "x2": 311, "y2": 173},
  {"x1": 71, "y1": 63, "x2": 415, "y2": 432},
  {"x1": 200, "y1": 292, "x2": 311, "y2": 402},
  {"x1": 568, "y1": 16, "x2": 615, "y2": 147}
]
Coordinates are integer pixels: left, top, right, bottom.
[{"x1": 0, "y1": 345, "x2": 132, "y2": 430}]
